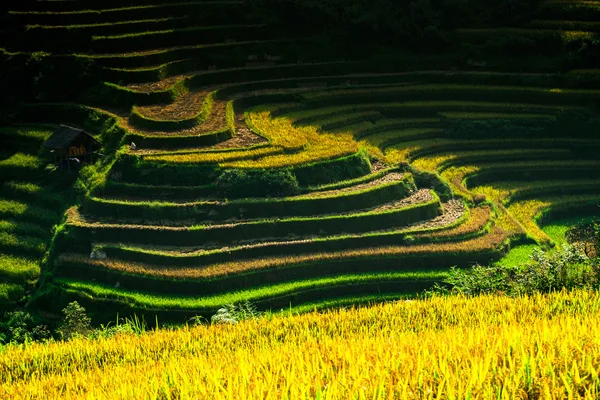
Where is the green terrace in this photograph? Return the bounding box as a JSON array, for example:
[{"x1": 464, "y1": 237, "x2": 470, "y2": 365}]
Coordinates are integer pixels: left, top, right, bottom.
[
  {"x1": 0, "y1": 126, "x2": 78, "y2": 310},
  {"x1": 80, "y1": 200, "x2": 473, "y2": 268},
  {"x1": 5, "y1": 24, "x2": 271, "y2": 53},
  {"x1": 45, "y1": 226, "x2": 506, "y2": 320},
  {"x1": 66, "y1": 189, "x2": 441, "y2": 246},
  {"x1": 536, "y1": 1, "x2": 600, "y2": 21},
  {"x1": 6, "y1": 2, "x2": 246, "y2": 26},
  {"x1": 45, "y1": 269, "x2": 445, "y2": 320},
  {"x1": 85, "y1": 171, "x2": 414, "y2": 219}
]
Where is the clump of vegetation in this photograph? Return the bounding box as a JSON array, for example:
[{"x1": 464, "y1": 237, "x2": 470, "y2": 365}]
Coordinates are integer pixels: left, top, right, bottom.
[
  {"x1": 216, "y1": 168, "x2": 299, "y2": 198},
  {"x1": 210, "y1": 301, "x2": 262, "y2": 325},
  {"x1": 252, "y1": 0, "x2": 541, "y2": 46},
  {"x1": 0, "y1": 310, "x2": 51, "y2": 344},
  {"x1": 57, "y1": 301, "x2": 92, "y2": 340},
  {"x1": 567, "y1": 220, "x2": 600, "y2": 258},
  {"x1": 434, "y1": 244, "x2": 600, "y2": 296}
]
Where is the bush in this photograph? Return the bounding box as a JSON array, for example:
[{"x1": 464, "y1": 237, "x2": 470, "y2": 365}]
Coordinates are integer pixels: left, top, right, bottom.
[
  {"x1": 216, "y1": 168, "x2": 299, "y2": 198},
  {"x1": 434, "y1": 244, "x2": 600, "y2": 296},
  {"x1": 0, "y1": 310, "x2": 51, "y2": 344},
  {"x1": 567, "y1": 221, "x2": 600, "y2": 258},
  {"x1": 57, "y1": 301, "x2": 92, "y2": 340}
]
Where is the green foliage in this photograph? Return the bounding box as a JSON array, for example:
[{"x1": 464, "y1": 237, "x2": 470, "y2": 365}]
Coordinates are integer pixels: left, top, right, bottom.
[
  {"x1": 0, "y1": 310, "x2": 51, "y2": 344},
  {"x1": 446, "y1": 112, "x2": 600, "y2": 141},
  {"x1": 567, "y1": 220, "x2": 600, "y2": 258},
  {"x1": 252, "y1": 0, "x2": 541, "y2": 46},
  {"x1": 57, "y1": 301, "x2": 92, "y2": 340},
  {"x1": 435, "y1": 244, "x2": 600, "y2": 296},
  {"x1": 217, "y1": 168, "x2": 300, "y2": 198},
  {"x1": 0, "y1": 283, "x2": 25, "y2": 305}
]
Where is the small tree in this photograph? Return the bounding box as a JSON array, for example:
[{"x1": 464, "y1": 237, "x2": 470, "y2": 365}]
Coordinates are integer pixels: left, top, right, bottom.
[
  {"x1": 566, "y1": 221, "x2": 600, "y2": 258},
  {"x1": 58, "y1": 301, "x2": 91, "y2": 340}
]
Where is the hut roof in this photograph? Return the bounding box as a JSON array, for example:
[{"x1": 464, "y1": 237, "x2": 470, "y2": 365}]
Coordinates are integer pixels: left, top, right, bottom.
[{"x1": 43, "y1": 125, "x2": 101, "y2": 151}]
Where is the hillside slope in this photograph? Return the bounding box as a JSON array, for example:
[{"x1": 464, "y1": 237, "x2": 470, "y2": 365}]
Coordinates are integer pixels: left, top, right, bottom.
[{"x1": 0, "y1": 0, "x2": 599, "y2": 322}]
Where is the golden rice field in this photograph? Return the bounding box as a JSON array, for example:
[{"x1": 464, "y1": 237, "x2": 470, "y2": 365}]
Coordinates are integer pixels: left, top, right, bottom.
[{"x1": 1, "y1": 290, "x2": 599, "y2": 399}]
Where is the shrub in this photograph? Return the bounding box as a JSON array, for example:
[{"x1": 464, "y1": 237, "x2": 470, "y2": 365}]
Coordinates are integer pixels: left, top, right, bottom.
[
  {"x1": 57, "y1": 301, "x2": 92, "y2": 340},
  {"x1": 216, "y1": 168, "x2": 299, "y2": 198},
  {"x1": 434, "y1": 244, "x2": 600, "y2": 296},
  {"x1": 0, "y1": 310, "x2": 51, "y2": 344},
  {"x1": 567, "y1": 221, "x2": 600, "y2": 258}
]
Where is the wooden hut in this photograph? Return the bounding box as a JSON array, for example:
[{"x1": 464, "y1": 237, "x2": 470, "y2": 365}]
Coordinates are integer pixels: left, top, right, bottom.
[{"x1": 43, "y1": 125, "x2": 102, "y2": 169}]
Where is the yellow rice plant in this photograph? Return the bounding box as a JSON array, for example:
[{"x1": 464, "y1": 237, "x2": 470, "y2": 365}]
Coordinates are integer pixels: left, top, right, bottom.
[
  {"x1": 1, "y1": 290, "x2": 600, "y2": 399},
  {"x1": 143, "y1": 146, "x2": 284, "y2": 164},
  {"x1": 412, "y1": 155, "x2": 456, "y2": 172},
  {"x1": 222, "y1": 112, "x2": 358, "y2": 169},
  {"x1": 471, "y1": 185, "x2": 511, "y2": 203},
  {"x1": 440, "y1": 165, "x2": 480, "y2": 200},
  {"x1": 384, "y1": 145, "x2": 420, "y2": 164},
  {"x1": 507, "y1": 199, "x2": 553, "y2": 244},
  {"x1": 415, "y1": 205, "x2": 491, "y2": 239},
  {"x1": 246, "y1": 110, "x2": 312, "y2": 150}
]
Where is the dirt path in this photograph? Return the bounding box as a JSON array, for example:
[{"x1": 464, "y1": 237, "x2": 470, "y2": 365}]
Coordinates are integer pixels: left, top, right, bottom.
[
  {"x1": 406, "y1": 199, "x2": 464, "y2": 231},
  {"x1": 133, "y1": 90, "x2": 210, "y2": 121},
  {"x1": 300, "y1": 172, "x2": 406, "y2": 199},
  {"x1": 125, "y1": 74, "x2": 191, "y2": 93}
]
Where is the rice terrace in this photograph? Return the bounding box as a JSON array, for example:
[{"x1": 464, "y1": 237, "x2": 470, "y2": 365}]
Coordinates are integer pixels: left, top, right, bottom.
[{"x1": 1, "y1": 0, "x2": 600, "y2": 398}]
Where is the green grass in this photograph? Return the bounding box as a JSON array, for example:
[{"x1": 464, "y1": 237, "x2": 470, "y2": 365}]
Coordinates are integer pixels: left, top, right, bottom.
[
  {"x1": 496, "y1": 245, "x2": 539, "y2": 268},
  {"x1": 283, "y1": 101, "x2": 581, "y2": 120},
  {"x1": 438, "y1": 112, "x2": 555, "y2": 120},
  {"x1": 92, "y1": 24, "x2": 262, "y2": 41},
  {"x1": 526, "y1": 20, "x2": 600, "y2": 32},
  {"x1": 92, "y1": 208, "x2": 470, "y2": 267},
  {"x1": 412, "y1": 148, "x2": 574, "y2": 172},
  {"x1": 471, "y1": 179, "x2": 600, "y2": 204},
  {"x1": 0, "y1": 126, "x2": 51, "y2": 143},
  {"x1": 363, "y1": 128, "x2": 443, "y2": 149},
  {"x1": 301, "y1": 84, "x2": 600, "y2": 104},
  {"x1": 542, "y1": 215, "x2": 600, "y2": 246}
]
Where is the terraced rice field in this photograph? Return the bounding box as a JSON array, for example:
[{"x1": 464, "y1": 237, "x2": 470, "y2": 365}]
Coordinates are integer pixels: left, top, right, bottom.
[
  {"x1": 0, "y1": 126, "x2": 75, "y2": 311},
  {"x1": 2, "y1": 0, "x2": 600, "y2": 322}
]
